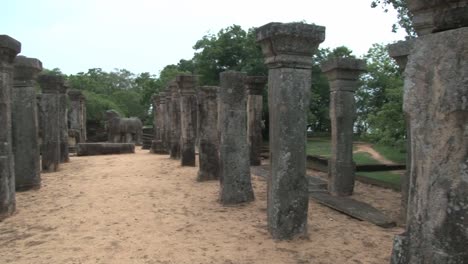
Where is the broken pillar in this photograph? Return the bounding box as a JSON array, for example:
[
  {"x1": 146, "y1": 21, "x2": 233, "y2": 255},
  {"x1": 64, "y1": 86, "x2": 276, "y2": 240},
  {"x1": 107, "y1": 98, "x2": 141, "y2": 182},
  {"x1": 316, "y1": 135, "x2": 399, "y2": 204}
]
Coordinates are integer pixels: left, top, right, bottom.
[
  {"x1": 177, "y1": 75, "x2": 197, "y2": 166},
  {"x1": 38, "y1": 74, "x2": 65, "y2": 172},
  {"x1": 197, "y1": 86, "x2": 220, "y2": 181},
  {"x1": 219, "y1": 71, "x2": 254, "y2": 204},
  {"x1": 68, "y1": 89, "x2": 87, "y2": 144},
  {"x1": 58, "y1": 81, "x2": 69, "y2": 162},
  {"x1": 0, "y1": 35, "x2": 21, "y2": 220},
  {"x1": 321, "y1": 58, "x2": 366, "y2": 196},
  {"x1": 12, "y1": 56, "x2": 42, "y2": 191},
  {"x1": 169, "y1": 81, "x2": 181, "y2": 159},
  {"x1": 388, "y1": 39, "x2": 415, "y2": 225},
  {"x1": 390, "y1": 1, "x2": 468, "y2": 263},
  {"x1": 245, "y1": 76, "x2": 267, "y2": 166},
  {"x1": 256, "y1": 22, "x2": 325, "y2": 239}
]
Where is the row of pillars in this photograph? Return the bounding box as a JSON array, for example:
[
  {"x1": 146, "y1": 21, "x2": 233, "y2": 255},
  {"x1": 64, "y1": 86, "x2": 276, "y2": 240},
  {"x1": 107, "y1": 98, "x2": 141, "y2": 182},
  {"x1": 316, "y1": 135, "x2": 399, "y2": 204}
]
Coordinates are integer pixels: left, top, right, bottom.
[{"x1": 0, "y1": 35, "x2": 87, "y2": 221}]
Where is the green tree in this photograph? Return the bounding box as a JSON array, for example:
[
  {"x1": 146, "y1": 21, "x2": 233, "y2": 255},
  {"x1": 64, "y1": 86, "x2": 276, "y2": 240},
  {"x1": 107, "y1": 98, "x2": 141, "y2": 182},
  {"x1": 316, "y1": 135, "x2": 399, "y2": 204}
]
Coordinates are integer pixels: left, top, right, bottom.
[{"x1": 371, "y1": 0, "x2": 416, "y2": 37}]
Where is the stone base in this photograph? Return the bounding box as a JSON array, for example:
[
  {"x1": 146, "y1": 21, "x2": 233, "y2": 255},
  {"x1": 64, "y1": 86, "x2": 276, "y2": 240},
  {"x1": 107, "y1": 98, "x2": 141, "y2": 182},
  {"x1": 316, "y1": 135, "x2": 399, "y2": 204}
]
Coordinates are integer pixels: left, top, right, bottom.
[
  {"x1": 76, "y1": 143, "x2": 135, "y2": 156},
  {"x1": 150, "y1": 140, "x2": 168, "y2": 154}
]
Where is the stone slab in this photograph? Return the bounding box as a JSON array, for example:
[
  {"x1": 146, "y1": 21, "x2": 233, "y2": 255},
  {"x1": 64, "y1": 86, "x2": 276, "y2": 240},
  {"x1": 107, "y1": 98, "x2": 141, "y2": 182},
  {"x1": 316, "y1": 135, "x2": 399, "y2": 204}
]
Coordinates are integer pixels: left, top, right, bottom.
[{"x1": 76, "y1": 143, "x2": 135, "y2": 156}]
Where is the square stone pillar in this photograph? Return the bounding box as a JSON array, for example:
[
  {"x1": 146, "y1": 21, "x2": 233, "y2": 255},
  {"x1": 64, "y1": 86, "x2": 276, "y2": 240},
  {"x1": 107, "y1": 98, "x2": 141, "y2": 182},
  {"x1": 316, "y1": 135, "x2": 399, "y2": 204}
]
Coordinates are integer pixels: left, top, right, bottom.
[
  {"x1": 169, "y1": 81, "x2": 181, "y2": 159},
  {"x1": 38, "y1": 74, "x2": 66, "y2": 172},
  {"x1": 12, "y1": 56, "x2": 42, "y2": 191},
  {"x1": 197, "y1": 86, "x2": 220, "y2": 181},
  {"x1": 177, "y1": 75, "x2": 198, "y2": 166},
  {"x1": 321, "y1": 58, "x2": 366, "y2": 196},
  {"x1": 245, "y1": 76, "x2": 267, "y2": 166},
  {"x1": 150, "y1": 94, "x2": 167, "y2": 154},
  {"x1": 58, "y1": 82, "x2": 69, "y2": 163},
  {"x1": 219, "y1": 71, "x2": 254, "y2": 204},
  {"x1": 68, "y1": 90, "x2": 87, "y2": 143},
  {"x1": 0, "y1": 35, "x2": 21, "y2": 221},
  {"x1": 164, "y1": 88, "x2": 172, "y2": 153},
  {"x1": 388, "y1": 39, "x2": 415, "y2": 225},
  {"x1": 390, "y1": 2, "x2": 468, "y2": 263},
  {"x1": 256, "y1": 22, "x2": 325, "y2": 239}
]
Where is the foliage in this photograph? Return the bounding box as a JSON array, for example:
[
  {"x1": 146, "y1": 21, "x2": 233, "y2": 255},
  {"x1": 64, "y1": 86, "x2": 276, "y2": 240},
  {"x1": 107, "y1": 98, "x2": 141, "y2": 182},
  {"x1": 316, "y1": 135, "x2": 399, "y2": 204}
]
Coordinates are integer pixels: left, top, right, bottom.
[
  {"x1": 371, "y1": 0, "x2": 417, "y2": 37},
  {"x1": 357, "y1": 43, "x2": 405, "y2": 148}
]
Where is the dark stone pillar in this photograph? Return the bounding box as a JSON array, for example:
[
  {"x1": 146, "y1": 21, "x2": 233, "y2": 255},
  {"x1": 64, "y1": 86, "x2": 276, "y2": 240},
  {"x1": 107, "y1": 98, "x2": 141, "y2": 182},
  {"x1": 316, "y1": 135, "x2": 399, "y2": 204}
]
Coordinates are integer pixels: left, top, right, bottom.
[
  {"x1": 321, "y1": 58, "x2": 366, "y2": 196},
  {"x1": 256, "y1": 22, "x2": 325, "y2": 239},
  {"x1": 246, "y1": 76, "x2": 266, "y2": 166},
  {"x1": 0, "y1": 35, "x2": 21, "y2": 221},
  {"x1": 197, "y1": 86, "x2": 220, "y2": 181},
  {"x1": 68, "y1": 90, "x2": 87, "y2": 143},
  {"x1": 38, "y1": 74, "x2": 65, "y2": 172},
  {"x1": 177, "y1": 75, "x2": 197, "y2": 166},
  {"x1": 164, "y1": 88, "x2": 172, "y2": 153},
  {"x1": 150, "y1": 94, "x2": 167, "y2": 154},
  {"x1": 169, "y1": 81, "x2": 181, "y2": 159},
  {"x1": 58, "y1": 82, "x2": 69, "y2": 162},
  {"x1": 388, "y1": 39, "x2": 415, "y2": 225},
  {"x1": 219, "y1": 71, "x2": 254, "y2": 204},
  {"x1": 391, "y1": 2, "x2": 468, "y2": 263},
  {"x1": 12, "y1": 56, "x2": 42, "y2": 191}
]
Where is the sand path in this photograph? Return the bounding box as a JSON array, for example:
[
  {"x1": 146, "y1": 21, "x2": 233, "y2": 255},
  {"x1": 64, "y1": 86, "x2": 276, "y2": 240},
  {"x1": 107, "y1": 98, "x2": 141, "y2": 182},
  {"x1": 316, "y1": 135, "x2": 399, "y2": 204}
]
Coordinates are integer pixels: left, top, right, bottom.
[
  {"x1": 353, "y1": 143, "x2": 396, "y2": 165},
  {"x1": 0, "y1": 148, "x2": 402, "y2": 264}
]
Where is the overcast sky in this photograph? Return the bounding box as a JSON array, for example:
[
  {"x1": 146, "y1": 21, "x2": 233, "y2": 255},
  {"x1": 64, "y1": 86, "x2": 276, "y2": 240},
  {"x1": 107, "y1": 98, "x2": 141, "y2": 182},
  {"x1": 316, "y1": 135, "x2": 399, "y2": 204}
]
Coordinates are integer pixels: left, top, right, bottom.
[{"x1": 2, "y1": 0, "x2": 406, "y2": 76}]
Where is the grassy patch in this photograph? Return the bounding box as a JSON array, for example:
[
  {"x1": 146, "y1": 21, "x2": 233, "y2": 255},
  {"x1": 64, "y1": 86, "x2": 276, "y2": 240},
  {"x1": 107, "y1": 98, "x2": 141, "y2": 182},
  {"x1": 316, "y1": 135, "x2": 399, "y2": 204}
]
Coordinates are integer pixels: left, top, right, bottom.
[
  {"x1": 306, "y1": 138, "x2": 332, "y2": 157},
  {"x1": 358, "y1": 171, "x2": 401, "y2": 186},
  {"x1": 372, "y1": 144, "x2": 406, "y2": 164},
  {"x1": 353, "y1": 152, "x2": 381, "y2": 165}
]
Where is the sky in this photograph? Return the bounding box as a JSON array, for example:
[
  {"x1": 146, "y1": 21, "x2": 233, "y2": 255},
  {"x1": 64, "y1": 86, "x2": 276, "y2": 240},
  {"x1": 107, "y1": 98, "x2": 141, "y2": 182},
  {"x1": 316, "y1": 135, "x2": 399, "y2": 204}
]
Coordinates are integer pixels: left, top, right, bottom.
[{"x1": 1, "y1": 0, "x2": 406, "y2": 76}]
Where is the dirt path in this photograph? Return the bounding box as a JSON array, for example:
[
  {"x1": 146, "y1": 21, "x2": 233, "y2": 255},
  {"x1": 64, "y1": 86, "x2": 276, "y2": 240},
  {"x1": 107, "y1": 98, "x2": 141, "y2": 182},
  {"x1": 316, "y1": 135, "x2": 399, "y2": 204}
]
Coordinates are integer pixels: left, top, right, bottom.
[
  {"x1": 0, "y1": 148, "x2": 402, "y2": 264},
  {"x1": 353, "y1": 143, "x2": 396, "y2": 165}
]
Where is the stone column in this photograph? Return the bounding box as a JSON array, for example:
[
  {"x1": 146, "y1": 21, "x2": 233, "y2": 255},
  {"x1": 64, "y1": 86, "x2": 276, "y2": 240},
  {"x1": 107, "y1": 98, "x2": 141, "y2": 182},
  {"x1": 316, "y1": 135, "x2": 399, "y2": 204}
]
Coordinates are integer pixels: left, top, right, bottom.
[
  {"x1": 58, "y1": 82, "x2": 69, "y2": 162},
  {"x1": 0, "y1": 35, "x2": 21, "y2": 220},
  {"x1": 245, "y1": 76, "x2": 266, "y2": 166},
  {"x1": 169, "y1": 81, "x2": 181, "y2": 159},
  {"x1": 388, "y1": 39, "x2": 415, "y2": 225},
  {"x1": 390, "y1": 2, "x2": 468, "y2": 263},
  {"x1": 38, "y1": 74, "x2": 65, "y2": 172},
  {"x1": 68, "y1": 90, "x2": 87, "y2": 143},
  {"x1": 150, "y1": 94, "x2": 167, "y2": 154},
  {"x1": 12, "y1": 56, "x2": 42, "y2": 191},
  {"x1": 256, "y1": 22, "x2": 325, "y2": 239},
  {"x1": 321, "y1": 58, "x2": 366, "y2": 196},
  {"x1": 219, "y1": 71, "x2": 254, "y2": 204},
  {"x1": 164, "y1": 88, "x2": 172, "y2": 153},
  {"x1": 177, "y1": 75, "x2": 197, "y2": 166},
  {"x1": 197, "y1": 86, "x2": 220, "y2": 181}
]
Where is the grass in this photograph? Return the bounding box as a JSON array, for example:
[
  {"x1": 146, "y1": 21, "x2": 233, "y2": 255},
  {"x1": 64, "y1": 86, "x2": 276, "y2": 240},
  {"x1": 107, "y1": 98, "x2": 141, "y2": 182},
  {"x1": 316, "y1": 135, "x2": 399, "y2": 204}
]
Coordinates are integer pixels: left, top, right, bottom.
[
  {"x1": 372, "y1": 144, "x2": 406, "y2": 164},
  {"x1": 352, "y1": 152, "x2": 381, "y2": 165},
  {"x1": 358, "y1": 171, "x2": 402, "y2": 186}
]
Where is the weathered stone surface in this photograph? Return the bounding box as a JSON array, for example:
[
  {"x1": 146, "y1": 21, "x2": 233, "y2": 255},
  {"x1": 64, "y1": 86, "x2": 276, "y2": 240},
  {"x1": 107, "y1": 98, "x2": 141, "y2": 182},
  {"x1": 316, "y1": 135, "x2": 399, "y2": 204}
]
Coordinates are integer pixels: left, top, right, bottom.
[
  {"x1": 12, "y1": 56, "x2": 42, "y2": 191},
  {"x1": 150, "y1": 94, "x2": 168, "y2": 154},
  {"x1": 76, "y1": 143, "x2": 135, "y2": 156},
  {"x1": 197, "y1": 86, "x2": 220, "y2": 181},
  {"x1": 393, "y1": 27, "x2": 468, "y2": 264},
  {"x1": 388, "y1": 39, "x2": 415, "y2": 225},
  {"x1": 0, "y1": 35, "x2": 20, "y2": 220},
  {"x1": 245, "y1": 76, "x2": 266, "y2": 166},
  {"x1": 169, "y1": 81, "x2": 181, "y2": 159},
  {"x1": 164, "y1": 88, "x2": 172, "y2": 153},
  {"x1": 407, "y1": 0, "x2": 468, "y2": 35},
  {"x1": 38, "y1": 74, "x2": 64, "y2": 172},
  {"x1": 256, "y1": 22, "x2": 325, "y2": 239},
  {"x1": 68, "y1": 90, "x2": 86, "y2": 144},
  {"x1": 177, "y1": 75, "x2": 197, "y2": 166},
  {"x1": 58, "y1": 82, "x2": 69, "y2": 163},
  {"x1": 219, "y1": 71, "x2": 254, "y2": 204},
  {"x1": 321, "y1": 58, "x2": 366, "y2": 196}
]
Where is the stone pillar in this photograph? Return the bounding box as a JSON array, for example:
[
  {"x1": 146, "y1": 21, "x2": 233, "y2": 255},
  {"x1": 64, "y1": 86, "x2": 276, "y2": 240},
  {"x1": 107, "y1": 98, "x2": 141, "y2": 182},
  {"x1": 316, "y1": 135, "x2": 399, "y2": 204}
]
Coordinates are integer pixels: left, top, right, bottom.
[
  {"x1": 256, "y1": 22, "x2": 325, "y2": 239},
  {"x1": 0, "y1": 35, "x2": 21, "y2": 220},
  {"x1": 177, "y1": 75, "x2": 197, "y2": 166},
  {"x1": 390, "y1": 2, "x2": 468, "y2": 263},
  {"x1": 164, "y1": 88, "x2": 172, "y2": 153},
  {"x1": 169, "y1": 81, "x2": 181, "y2": 159},
  {"x1": 321, "y1": 58, "x2": 366, "y2": 196},
  {"x1": 58, "y1": 82, "x2": 69, "y2": 162},
  {"x1": 150, "y1": 94, "x2": 167, "y2": 154},
  {"x1": 197, "y1": 86, "x2": 220, "y2": 181},
  {"x1": 388, "y1": 39, "x2": 415, "y2": 225},
  {"x1": 245, "y1": 76, "x2": 266, "y2": 166},
  {"x1": 219, "y1": 71, "x2": 254, "y2": 204},
  {"x1": 38, "y1": 74, "x2": 65, "y2": 172},
  {"x1": 12, "y1": 56, "x2": 42, "y2": 191},
  {"x1": 68, "y1": 90, "x2": 87, "y2": 143}
]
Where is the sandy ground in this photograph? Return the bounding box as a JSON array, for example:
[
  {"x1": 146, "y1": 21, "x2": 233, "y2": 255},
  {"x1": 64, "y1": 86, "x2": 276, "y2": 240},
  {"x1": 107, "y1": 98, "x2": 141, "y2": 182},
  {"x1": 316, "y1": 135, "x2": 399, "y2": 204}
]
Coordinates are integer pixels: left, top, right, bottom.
[{"x1": 0, "y1": 148, "x2": 403, "y2": 264}]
